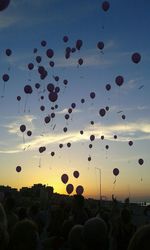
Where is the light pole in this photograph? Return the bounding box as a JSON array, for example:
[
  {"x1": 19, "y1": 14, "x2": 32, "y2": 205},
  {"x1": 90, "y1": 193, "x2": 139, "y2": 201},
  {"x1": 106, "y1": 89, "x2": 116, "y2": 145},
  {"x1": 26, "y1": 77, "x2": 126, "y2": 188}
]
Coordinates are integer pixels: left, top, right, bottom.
[{"x1": 96, "y1": 168, "x2": 102, "y2": 202}]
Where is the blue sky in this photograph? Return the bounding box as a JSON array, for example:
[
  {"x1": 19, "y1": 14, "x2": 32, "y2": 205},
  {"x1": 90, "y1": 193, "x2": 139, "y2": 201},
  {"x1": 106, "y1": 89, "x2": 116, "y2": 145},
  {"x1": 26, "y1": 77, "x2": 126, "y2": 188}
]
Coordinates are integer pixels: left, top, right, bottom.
[{"x1": 0, "y1": 0, "x2": 150, "y2": 202}]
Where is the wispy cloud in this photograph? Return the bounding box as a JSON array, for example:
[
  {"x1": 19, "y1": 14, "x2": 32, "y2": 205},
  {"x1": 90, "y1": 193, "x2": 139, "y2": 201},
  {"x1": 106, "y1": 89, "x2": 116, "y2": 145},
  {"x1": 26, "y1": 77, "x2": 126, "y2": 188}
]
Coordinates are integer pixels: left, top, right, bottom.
[
  {"x1": 2, "y1": 115, "x2": 36, "y2": 135},
  {"x1": 15, "y1": 120, "x2": 150, "y2": 152},
  {"x1": 56, "y1": 108, "x2": 82, "y2": 115}
]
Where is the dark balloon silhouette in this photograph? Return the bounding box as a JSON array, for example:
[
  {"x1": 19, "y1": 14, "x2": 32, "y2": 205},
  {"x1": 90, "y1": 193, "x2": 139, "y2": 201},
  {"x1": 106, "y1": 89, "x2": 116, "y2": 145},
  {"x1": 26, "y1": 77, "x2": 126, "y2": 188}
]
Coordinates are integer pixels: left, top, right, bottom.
[
  {"x1": 132, "y1": 52, "x2": 141, "y2": 64},
  {"x1": 66, "y1": 183, "x2": 74, "y2": 194},
  {"x1": 16, "y1": 166, "x2": 21, "y2": 173},
  {"x1": 113, "y1": 168, "x2": 119, "y2": 176},
  {"x1": 61, "y1": 173, "x2": 69, "y2": 184},
  {"x1": 0, "y1": 0, "x2": 11, "y2": 11}
]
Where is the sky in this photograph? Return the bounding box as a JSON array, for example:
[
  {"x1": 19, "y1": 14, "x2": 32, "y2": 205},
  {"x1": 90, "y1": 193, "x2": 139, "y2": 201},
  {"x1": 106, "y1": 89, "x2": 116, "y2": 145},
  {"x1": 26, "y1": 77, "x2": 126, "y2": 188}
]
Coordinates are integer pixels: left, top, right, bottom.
[{"x1": 0, "y1": 0, "x2": 150, "y2": 202}]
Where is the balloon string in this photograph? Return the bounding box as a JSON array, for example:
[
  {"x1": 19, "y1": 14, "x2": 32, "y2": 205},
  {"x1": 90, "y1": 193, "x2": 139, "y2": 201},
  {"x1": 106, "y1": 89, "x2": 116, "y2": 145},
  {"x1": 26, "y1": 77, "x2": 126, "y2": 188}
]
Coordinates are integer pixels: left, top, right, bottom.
[
  {"x1": 38, "y1": 157, "x2": 41, "y2": 168},
  {"x1": 18, "y1": 103, "x2": 20, "y2": 114},
  {"x1": 1, "y1": 83, "x2": 5, "y2": 98},
  {"x1": 22, "y1": 134, "x2": 25, "y2": 145}
]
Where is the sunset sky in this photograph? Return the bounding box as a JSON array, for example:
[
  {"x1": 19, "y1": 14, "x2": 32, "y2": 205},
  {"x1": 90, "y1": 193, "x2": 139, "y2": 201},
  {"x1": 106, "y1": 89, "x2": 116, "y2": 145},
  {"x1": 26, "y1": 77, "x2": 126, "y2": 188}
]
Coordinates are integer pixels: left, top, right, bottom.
[{"x1": 0, "y1": 0, "x2": 150, "y2": 202}]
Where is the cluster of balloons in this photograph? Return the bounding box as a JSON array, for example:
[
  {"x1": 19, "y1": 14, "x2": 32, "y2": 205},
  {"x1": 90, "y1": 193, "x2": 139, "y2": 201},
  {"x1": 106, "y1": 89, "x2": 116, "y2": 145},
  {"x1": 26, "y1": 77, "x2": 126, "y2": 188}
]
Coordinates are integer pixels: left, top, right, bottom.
[
  {"x1": 7, "y1": 0, "x2": 144, "y2": 196},
  {"x1": 61, "y1": 171, "x2": 84, "y2": 195}
]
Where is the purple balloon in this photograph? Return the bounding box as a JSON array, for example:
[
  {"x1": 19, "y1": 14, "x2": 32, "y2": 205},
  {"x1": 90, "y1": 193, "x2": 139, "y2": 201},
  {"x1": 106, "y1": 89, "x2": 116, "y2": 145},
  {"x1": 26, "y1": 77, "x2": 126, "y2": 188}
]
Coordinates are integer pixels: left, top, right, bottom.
[
  {"x1": 66, "y1": 184, "x2": 74, "y2": 194},
  {"x1": 0, "y1": 0, "x2": 11, "y2": 11},
  {"x1": 76, "y1": 185, "x2": 84, "y2": 195},
  {"x1": 48, "y1": 92, "x2": 58, "y2": 102}
]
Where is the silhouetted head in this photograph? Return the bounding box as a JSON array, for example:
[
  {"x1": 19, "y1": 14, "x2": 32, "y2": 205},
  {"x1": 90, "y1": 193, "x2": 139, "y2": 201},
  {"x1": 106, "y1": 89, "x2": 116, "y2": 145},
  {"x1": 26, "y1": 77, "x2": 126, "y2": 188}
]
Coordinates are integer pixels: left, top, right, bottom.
[
  {"x1": 11, "y1": 219, "x2": 39, "y2": 250},
  {"x1": 128, "y1": 224, "x2": 150, "y2": 250},
  {"x1": 68, "y1": 224, "x2": 83, "y2": 250},
  {"x1": 82, "y1": 217, "x2": 108, "y2": 250}
]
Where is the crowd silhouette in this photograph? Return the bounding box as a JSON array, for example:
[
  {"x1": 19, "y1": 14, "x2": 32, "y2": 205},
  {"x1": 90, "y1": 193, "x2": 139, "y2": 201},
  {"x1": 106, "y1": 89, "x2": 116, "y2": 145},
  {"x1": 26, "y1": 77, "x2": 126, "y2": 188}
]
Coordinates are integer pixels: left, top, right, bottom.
[{"x1": 0, "y1": 191, "x2": 150, "y2": 250}]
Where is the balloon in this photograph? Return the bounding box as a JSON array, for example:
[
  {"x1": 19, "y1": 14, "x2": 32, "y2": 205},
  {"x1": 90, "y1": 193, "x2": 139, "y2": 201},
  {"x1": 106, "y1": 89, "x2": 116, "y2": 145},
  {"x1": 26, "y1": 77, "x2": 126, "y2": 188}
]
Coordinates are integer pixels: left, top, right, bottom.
[
  {"x1": 0, "y1": 0, "x2": 10, "y2": 11},
  {"x1": 105, "y1": 145, "x2": 109, "y2": 150},
  {"x1": 78, "y1": 58, "x2": 83, "y2": 65},
  {"x1": 131, "y1": 52, "x2": 141, "y2": 64},
  {"x1": 99, "y1": 108, "x2": 106, "y2": 117},
  {"x1": 114, "y1": 135, "x2": 117, "y2": 139},
  {"x1": 46, "y1": 49, "x2": 54, "y2": 58},
  {"x1": 36, "y1": 56, "x2": 42, "y2": 63},
  {"x1": 80, "y1": 130, "x2": 84, "y2": 135},
  {"x1": 44, "y1": 116, "x2": 51, "y2": 124},
  {"x1": 90, "y1": 135, "x2": 95, "y2": 141},
  {"x1": 49, "y1": 61, "x2": 55, "y2": 67},
  {"x1": 27, "y1": 130, "x2": 32, "y2": 136},
  {"x1": 65, "y1": 114, "x2": 69, "y2": 120},
  {"x1": 38, "y1": 66, "x2": 45, "y2": 75},
  {"x1": 35, "y1": 83, "x2": 40, "y2": 89},
  {"x1": 115, "y1": 75, "x2": 124, "y2": 86},
  {"x1": 88, "y1": 156, "x2": 91, "y2": 161},
  {"x1": 48, "y1": 92, "x2": 58, "y2": 102},
  {"x1": 76, "y1": 40, "x2": 83, "y2": 50},
  {"x1": 24, "y1": 85, "x2": 33, "y2": 94},
  {"x1": 33, "y1": 48, "x2": 38, "y2": 53},
  {"x1": 67, "y1": 142, "x2": 71, "y2": 148},
  {"x1": 101, "y1": 135, "x2": 104, "y2": 140},
  {"x1": 39, "y1": 146, "x2": 46, "y2": 153},
  {"x1": 97, "y1": 41, "x2": 104, "y2": 50},
  {"x1": 63, "y1": 127, "x2": 67, "y2": 132},
  {"x1": 113, "y1": 168, "x2": 119, "y2": 176},
  {"x1": 73, "y1": 171, "x2": 79, "y2": 178},
  {"x1": 55, "y1": 104, "x2": 58, "y2": 109},
  {"x1": 65, "y1": 51, "x2": 70, "y2": 59},
  {"x1": 41, "y1": 40, "x2": 47, "y2": 47},
  {"x1": 138, "y1": 158, "x2": 144, "y2": 165},
  {"x1": 128, "y1": 140, "x2": 133, "y2": 146},
  {"x1": 71, "y1": 103, "x2": 76, "y2": 109},
  {"x1": 68, "y1": 108, "x2": 72, "y2": 114},
  {"x1": 17, "y1": 96, "x2": 21, "y2": 101},
  {"x1": 54, "y1": 76, "x2": 59, "y2": 82},
  {"x1": 122, "y1": 115, "x2": 126, "y2": 120},
  {"x1": 71, "y1": 47, "x2": 76, "y2": 53},
  {"x1": 102, "y1": 1, "x2": 110, "y2": 12},
  {"x1": 2, "y1": 74, "x2": 9, "y2": 82},
  {"x1": 105, "y1": 106, "x2": 109, "y2": 111},
  {"x1": 28, "y1": 63, "x2": 34, "y2": 70},
  {"x1": 51, "y1": 151, "x2": 55, "y2": 156},
  {"x1": 59, "y1": 143, "x2": 63, "y2": 148},
  {"x1": 40, "y1": 70, "x2": 47, "y2": 80},
  {"x1": 63, "y1": 79, "x2": 68, "y2": 85},
  {"x1": 90, "y1": 92, "x2": 96, "y2": 99},
  {"x1": 66, "y1": 184, "x2": 74, "y2": 194},
  {"x1": 40, "y1": 105, "x2": 45, "y2": 111},
  {"x1": 5, "y1": 48, "x2": 12, "y2": 56},
  {"x1": 105, "y1": 84, "x2": 111, "y2": 91},
  {"x1": 61, "y1": 173, "x2": 69, "y2": 184},
  {"x1": 55, "y1": 86, "x2": 60, "y2": 93},
  {"x1": 76, "y1": 185, "x2": 84, "y2": 195},
  {"x1": 81, "y1": 98, "x2": 85, "y2": 103},
  {"x1": 20, "y1": 124, "x2": 26, "y2": 133},
  {"x1": 41, "y1": 96, "x2": 44, "y2": 100},
  {"x1": 16, "y1": 166, "x2": 21, "y2": 173},
  {"x1": 89, "y1": 144, "x2": 93, "y2": 149},
  {"x1": 47, "y1": 83, "x2": 54, "y2": 92},
  {"x1": 63, "y1": 35, "x2": 69, "y2": 43},
  {"x1": 51, "y1": 112, "x2": 55, "y2": 118},
  {"x1": 90, "y1": 121, "x2": 94, "y2": 125}
]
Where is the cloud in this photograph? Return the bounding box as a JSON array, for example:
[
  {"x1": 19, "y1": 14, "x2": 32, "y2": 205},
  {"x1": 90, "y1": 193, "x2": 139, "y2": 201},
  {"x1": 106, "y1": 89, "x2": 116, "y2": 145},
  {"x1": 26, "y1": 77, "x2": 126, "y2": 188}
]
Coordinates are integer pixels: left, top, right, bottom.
[
  {"x1": 56, "y1": 108, "x2": 82, "y2": 115},
  {"x1": 3, "y1": 115, "x2": 36, "y2": 135},
  {"x1": 14, "y1": 120, "x2": 150, "y2": 152}
]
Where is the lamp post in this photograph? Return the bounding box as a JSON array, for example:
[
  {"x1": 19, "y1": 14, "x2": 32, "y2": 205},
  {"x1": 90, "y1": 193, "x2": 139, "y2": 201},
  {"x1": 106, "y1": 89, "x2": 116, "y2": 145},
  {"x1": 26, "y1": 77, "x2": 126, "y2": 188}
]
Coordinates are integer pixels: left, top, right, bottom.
[{"x1": 96, "y1": 168, "x2": 102, "y2": 202}]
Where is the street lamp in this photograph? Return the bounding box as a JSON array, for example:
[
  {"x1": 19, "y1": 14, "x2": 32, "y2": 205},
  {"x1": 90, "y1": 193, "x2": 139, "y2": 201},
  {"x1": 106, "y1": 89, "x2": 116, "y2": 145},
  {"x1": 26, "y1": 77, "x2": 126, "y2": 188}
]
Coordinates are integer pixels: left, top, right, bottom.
[{"x1": 95, "y1": 168, "x2": 102, "y2": 202}]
